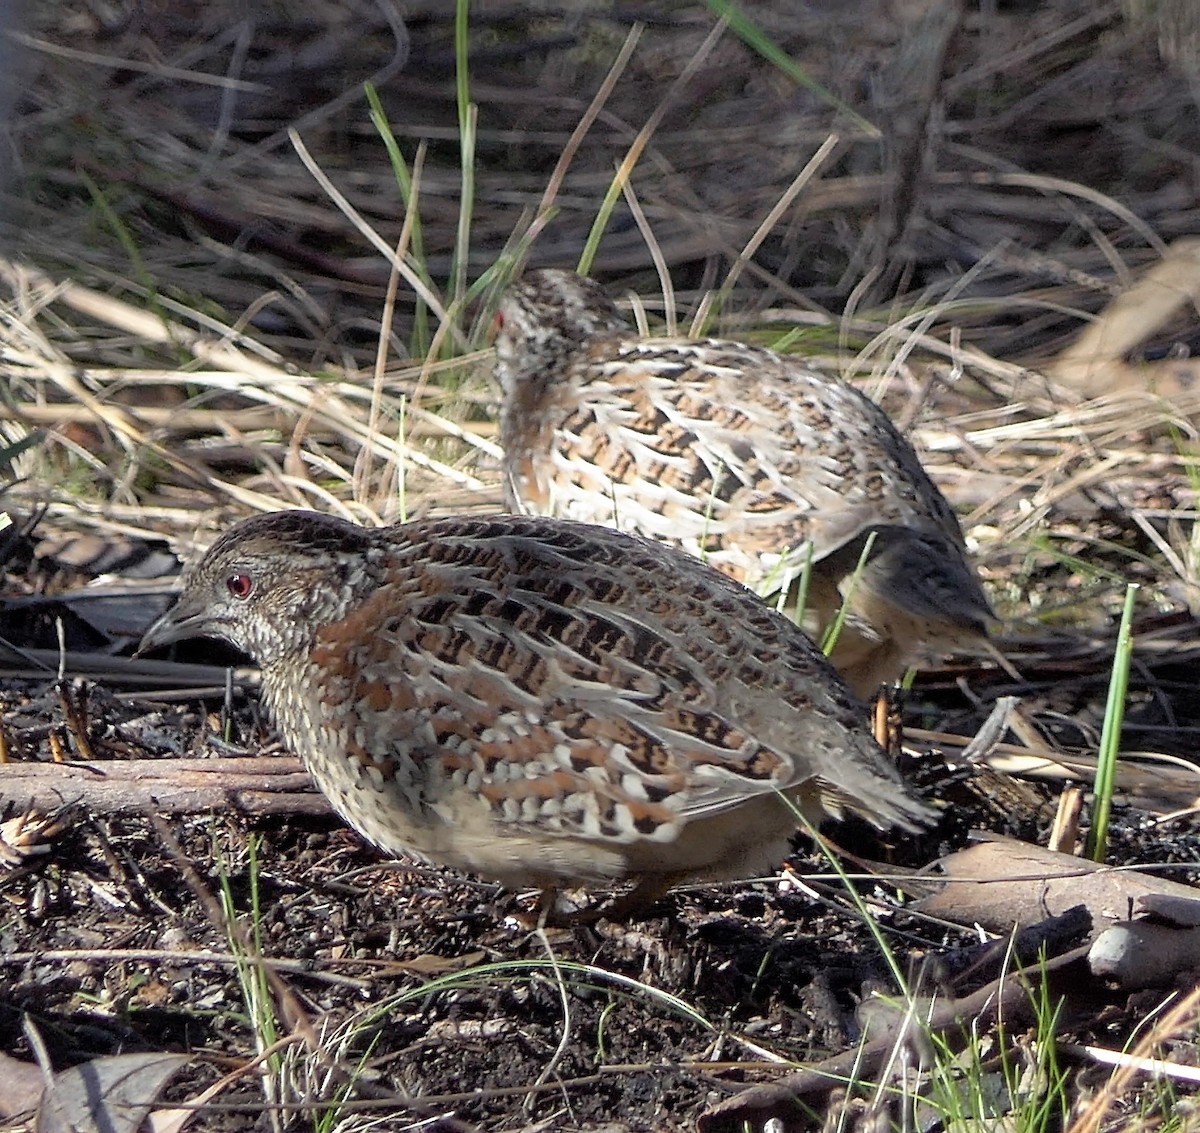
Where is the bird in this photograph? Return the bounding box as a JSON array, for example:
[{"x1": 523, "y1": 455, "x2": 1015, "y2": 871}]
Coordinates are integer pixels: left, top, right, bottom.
[
  {"x1": 494, "y1": 268, "x2": 992, "y2": 699},
  {"x1": 138, "y1": 509, "x2": 933, "y2": 916}
]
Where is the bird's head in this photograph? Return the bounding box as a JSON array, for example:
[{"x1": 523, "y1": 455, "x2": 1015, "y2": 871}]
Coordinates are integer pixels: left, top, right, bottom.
[
  {"x1": 138, "y1": 511, "x2": 377, "y2": 668},
  {"x1": 492, "y1": 268, "x2": 629, "y2": 401}
]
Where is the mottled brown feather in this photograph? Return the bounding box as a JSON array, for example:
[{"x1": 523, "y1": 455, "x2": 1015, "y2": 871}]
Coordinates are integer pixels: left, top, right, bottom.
[
  {"x1": 495, "y1": 269, "x2": 992, "y2": 697},
  {"x1": 140, "y1": 511, "x2": 932, "y2": 900}
]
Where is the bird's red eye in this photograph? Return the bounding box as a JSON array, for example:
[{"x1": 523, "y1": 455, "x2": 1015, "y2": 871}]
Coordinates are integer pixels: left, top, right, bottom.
[{"x1": 226, "y1": 573, "x2": 254, "y2": 600}]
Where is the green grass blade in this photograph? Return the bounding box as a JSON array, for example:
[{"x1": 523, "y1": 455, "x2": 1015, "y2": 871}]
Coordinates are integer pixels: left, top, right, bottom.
[
  {"x1": 577, "y1": 170, "x2": 628, "y2": 279},
  {"x1": 451, "y1": 0, "x2": 475, "y2": 309},
  {"x1": 705, "y1": 0, "x2": 879, "y2": 138},
  {"x1": 1085, "y1": 582, "x2": 1137, "y2": 862},
  {"x1": 791, "y1": 541, "x2": 815, "y2": 625},
  {"x1": 821, "y1": 531, "x2": 876, "y2": 657},
  {"x1": 364, "y1": 82, "x2": 431, "y2": 355},
  {"x1": 79, "y1": 172, "x2": 176, "y2": 350},
  {"x1": 579, "y1": 17, "x2": 729, "y2": 275}
]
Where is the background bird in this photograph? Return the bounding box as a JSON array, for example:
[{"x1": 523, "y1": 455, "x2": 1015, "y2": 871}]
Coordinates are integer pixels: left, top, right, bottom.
[
  {"x1": 494, "y1": 268, "x2": 992, "y2": 699},
  {"x1": 139, "y1": 510, "x2": 932, "y2": 917}
]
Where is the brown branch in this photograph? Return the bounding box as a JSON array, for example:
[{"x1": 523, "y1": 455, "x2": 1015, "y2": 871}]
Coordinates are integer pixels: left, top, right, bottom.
[{"x1": 0, "y1": 756, "x2": 328, "y2": 818}]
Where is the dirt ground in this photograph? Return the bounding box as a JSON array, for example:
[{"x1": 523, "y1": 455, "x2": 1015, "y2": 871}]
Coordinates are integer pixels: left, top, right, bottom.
[
  {"x1": 3, "y1": 604, "x2": 1199, "y2": 1130},
  {"x1": 4, "y1": 2, "x2": 1200, "y2": 1130},
  {"x1": 0, "y1": 664, "x2": 1073, "y2": 1131}
]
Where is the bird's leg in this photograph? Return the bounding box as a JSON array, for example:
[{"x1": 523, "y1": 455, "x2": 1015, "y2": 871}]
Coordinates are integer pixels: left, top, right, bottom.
[
  {"x1": 535, "y1": 886, "x2": 561, "y2": 928},
  {"x1": 507, "y1": 886, "x2": 591, "y2": 928},
  {"x1": 519, "y1": 876, "x2": 682, "y2": 927},
  {"x1": 593, "y1": 873, "x2": 683, "y2": 923}
]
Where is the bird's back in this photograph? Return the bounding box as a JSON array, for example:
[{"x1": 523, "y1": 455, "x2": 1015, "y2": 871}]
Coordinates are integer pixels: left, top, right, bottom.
[
  {"x1": 504, "y1": 333, "x2": 969, "y2": 594},
  {"x1": 291, "y1": 516, "x2": 931, "y2": 848},
  {"x1": 495, "y1": 269, "x2": 992, "y2": 697}
]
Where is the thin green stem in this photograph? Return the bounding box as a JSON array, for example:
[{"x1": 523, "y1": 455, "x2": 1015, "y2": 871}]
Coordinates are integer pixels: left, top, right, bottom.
[
  {"x1": 451, "y1": 0, "x2": 475, "y2": 309},
  {"x1": 365, "y1": 83, "x2": 430, "y2": 356},
  {"x1": 1086, "y1": 582, "x2": 1137, "y2": 862},
  {"x1": 705, "y1": 0, "x2": 879, "y2": 138}
]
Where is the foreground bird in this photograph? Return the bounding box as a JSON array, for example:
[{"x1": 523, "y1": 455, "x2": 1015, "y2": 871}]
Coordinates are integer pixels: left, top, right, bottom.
[
  {"x1": 494, "y1": 269, "x2": 992, "y2": 698},
  {"x1": 139, "y1": 510, "x2": 932, "y2": 913}
]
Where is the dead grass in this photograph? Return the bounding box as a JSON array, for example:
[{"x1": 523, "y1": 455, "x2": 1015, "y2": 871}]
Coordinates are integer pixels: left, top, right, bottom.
[{"x1": 3, "y1": 1, "x2": 1200, "y2": 1130}]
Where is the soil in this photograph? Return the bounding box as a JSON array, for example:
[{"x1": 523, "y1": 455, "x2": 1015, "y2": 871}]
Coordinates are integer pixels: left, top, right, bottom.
[
  {"x1": 4, "y1": 1, "x2": 1200, "y2": 1129},
  {"x1": 2, "y1": 643, "x2": 1198, "y2": 1130}
]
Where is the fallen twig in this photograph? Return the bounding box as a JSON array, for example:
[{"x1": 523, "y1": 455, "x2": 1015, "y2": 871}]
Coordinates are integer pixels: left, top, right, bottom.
[{"x1": 0, "y1": 756, "x2": 325, "y2": 818}]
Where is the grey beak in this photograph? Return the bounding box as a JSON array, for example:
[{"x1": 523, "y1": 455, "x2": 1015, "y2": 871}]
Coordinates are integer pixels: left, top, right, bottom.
[{"x1": 135, "y1": 597, "x2": 210, "y2": 657}]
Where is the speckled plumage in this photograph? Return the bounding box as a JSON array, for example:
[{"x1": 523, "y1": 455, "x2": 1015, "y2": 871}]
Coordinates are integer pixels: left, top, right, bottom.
[
  {"x1": 495, "y1": 269, "x2": 992, "y2": 698},
  {"x1": 139, "y1": 510, "x2": 932, "y2": 907}
]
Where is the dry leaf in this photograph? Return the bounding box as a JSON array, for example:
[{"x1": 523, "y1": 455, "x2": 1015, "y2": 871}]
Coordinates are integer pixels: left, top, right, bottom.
[
  {"x1": 36, "y1": 1053, "x2": 188, "y2": 1133},
  {"x1": 0, "y1": 1051, "x2": 48, "y2": 1119}
]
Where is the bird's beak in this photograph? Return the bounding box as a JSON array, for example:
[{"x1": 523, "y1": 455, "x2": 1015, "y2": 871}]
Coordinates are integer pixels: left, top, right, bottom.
[{"x1": 135, "y1": 595, "x2": 210, "y2": 657}]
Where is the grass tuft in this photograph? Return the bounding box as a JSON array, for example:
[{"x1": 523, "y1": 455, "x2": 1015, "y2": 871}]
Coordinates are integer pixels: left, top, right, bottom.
[{"x1": 1085, "y1": 582, "x2": 1137, "y2": 862}]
